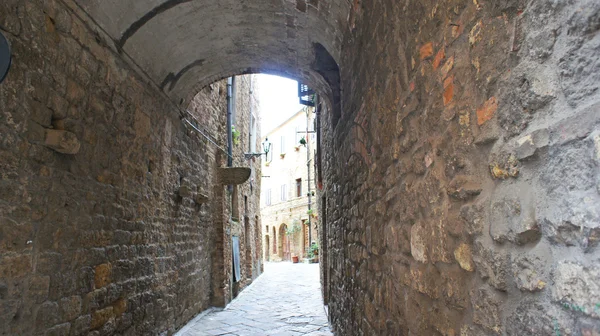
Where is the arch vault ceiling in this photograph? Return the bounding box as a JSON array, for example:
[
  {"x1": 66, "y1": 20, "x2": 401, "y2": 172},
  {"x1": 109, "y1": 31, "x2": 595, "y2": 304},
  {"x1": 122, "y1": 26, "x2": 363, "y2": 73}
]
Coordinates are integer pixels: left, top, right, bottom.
[{"x1": 73, "y1": 0, "x2": 350, "y2": 106}]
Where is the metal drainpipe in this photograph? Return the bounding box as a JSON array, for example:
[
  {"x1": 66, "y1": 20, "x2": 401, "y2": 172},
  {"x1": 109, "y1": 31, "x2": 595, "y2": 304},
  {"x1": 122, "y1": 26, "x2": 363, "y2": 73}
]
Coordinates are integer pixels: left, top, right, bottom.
[
  {"x1": 306, "y1": 104, "x2": 313, "y2": 249},
  {"x1": 226, "y1": 77, "x2": 234, "y2": 167},
  {"x1": 226, "y1": 77, "x2": 234, "y2": 299},
  {"x1": 315, "y1": 96, "x2": 323, "y2": 190}
]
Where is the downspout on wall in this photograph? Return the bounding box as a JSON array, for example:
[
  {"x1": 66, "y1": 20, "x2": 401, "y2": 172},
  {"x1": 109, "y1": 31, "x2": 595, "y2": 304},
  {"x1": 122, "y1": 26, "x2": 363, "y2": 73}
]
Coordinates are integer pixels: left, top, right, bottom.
[
  {"x1": 306, "y1": 105, "x2": 313, "y2": 247},
  {"x1": 315, "y1": 95, "x2": 323, "y2": 190},
  {"x1": 227, "y1": 77, "x2": 234, "y2": 168},
  {"x1": 226, "y1": 77, "x2": 234, "y2": 301}
]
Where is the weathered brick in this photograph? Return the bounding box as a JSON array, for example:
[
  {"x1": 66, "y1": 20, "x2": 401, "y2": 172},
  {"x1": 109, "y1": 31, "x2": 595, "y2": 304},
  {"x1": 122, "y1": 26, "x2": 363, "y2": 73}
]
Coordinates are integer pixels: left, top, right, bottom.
[
  {"x1": 47, "y1": 89, "x2": 69, "y2": 119},
  {"x1": 91, "y1": 306, "x2": 113, "y2": 330},
  {"x1": 45, "y1": 322, "x2": 71, "y2": 336},
  {"x1": 0, "y1": 255, "x2": 32, "y2": 278},
  {"x1": 443, "y1": 76, "x2": 454, "y2": 106},
  {"x1": 36, "y1": 301, "x2": 60, "y2": 329},
  {"x1": 66, "y1": 80, "x2": 85, "y2": 104},
  {"x1": 471, "y1": 288, "x2": 502, "y2": 334},
  {"x1": 28, "y1": 98, "x2": 54, "y2": 127},
  {"x1": 454, "y1": 243, "x2": 474, "y2": 272},
  {"x1": 113, "y1": 298, "x2": 127, "y2": 316},
  {"x1": 420, "y1": 42, "x2": 434, "y2": 60},
  {"x1": 28, "y1": 275, "x2": 50, "y2": 303},
  {"x1": 60, "y1": 296, "x2": 82, "y2": 321},
  {"x1": 447, "y1": 175, "x2": 482, "y2": 200},
  {"x1": 70, "y1": 315, "x2": 91, "y2": 336},
  {"x1": 440, "y1": 56, "x2": 454, "y2": 79},
  {"x1": 469, "y1": 20, "x2": 483, "y2": 46},
  {"x1": 296, "y1": 0, "x2": 307, "y2": 12},
  {"x1": 433, "y1": 47, "x2": 445, "y2": 70},
  {"x1": 476, "y1": 97, "x2": 498, "y2": 125},
  {"x1": 94, "y1": 263, "x2": 111, "y2": 289}
]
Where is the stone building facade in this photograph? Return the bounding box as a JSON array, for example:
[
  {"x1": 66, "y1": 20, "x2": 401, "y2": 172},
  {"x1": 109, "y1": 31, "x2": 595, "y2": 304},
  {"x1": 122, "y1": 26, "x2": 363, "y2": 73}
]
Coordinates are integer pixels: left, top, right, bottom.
[
  {"x1": 261, "y1": 108, "x2": 319, "y2": 262},
  {"x1": 0, "y1": 0, "x2": 599, "y2": 335},
  {"x1": 0, "y1": 0, "x2": 261, "y2": 332},
  {"x1": 189, "y1": 75, "x2": 263, "y2": 306}
]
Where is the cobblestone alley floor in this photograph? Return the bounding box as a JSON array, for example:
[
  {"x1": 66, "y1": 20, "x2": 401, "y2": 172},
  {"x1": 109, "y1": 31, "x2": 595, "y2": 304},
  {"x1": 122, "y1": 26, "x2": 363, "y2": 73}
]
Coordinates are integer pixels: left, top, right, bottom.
[{"x1": 176, "y1": 262, "x2": 333, "y2": 336}]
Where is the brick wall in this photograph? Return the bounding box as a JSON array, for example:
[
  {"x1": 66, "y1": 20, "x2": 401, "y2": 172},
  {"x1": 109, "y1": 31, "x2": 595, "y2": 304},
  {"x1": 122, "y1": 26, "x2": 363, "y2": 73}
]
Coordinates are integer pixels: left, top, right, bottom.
[
  {"x1": 0, "y1": 1, "x2": 261, "y2": 334},
  {"x1": 322, "y1": 0, "x2": 600, "y2": 334},
  {"x1": 223, "y1": 75, "x2": 263, "y2": 301}
]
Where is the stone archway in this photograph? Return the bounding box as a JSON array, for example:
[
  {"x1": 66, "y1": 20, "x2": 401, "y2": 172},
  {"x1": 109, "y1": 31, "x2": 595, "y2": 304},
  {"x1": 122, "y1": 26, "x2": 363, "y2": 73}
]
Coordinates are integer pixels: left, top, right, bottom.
[{"x1": 69, "y1": 0, "x2": 345, "y2": 119}]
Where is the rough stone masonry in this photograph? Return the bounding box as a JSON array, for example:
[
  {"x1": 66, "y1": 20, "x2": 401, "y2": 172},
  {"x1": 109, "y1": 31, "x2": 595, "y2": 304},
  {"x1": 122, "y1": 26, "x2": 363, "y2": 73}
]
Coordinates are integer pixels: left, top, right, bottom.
[
  {"x1": 321, "y1": 0, "x2": 600, "y2": 335},
  {"x1": 0, "y1": 0, "x2": 262, "y2": 334},
  {"x1": 1, "y1": 0, "x2": 599, "y2": 335}
]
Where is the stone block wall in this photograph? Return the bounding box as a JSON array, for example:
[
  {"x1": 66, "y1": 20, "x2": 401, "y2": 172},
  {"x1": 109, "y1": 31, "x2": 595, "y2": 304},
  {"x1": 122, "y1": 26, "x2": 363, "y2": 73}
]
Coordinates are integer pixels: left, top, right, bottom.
[
  {"x1": 322, "y1": 0, "x2": 600, "y2": 334},
  {"x1": 224, "y1": 75, "x2": 263, "y2": 300},
  {"x1": 0, "y1": 1, "x2": 261, "y2": 335}
]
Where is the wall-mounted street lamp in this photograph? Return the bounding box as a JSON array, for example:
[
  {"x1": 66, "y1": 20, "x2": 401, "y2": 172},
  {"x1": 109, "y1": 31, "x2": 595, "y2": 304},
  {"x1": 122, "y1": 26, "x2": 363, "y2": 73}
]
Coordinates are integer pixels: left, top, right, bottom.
[
  {"x1": 244, "y1": 137, "x2": 272, "y2": 161},
  {"x1": 0, "y1": 32, "x2": 12, "y2": 84}
]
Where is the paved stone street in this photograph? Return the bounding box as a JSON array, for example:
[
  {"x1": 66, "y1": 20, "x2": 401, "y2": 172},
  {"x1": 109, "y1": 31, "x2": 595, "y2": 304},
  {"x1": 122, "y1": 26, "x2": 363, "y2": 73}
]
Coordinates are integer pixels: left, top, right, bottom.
[{"x1": 176, "y1": 263, "x2": 332, "y2": 336}]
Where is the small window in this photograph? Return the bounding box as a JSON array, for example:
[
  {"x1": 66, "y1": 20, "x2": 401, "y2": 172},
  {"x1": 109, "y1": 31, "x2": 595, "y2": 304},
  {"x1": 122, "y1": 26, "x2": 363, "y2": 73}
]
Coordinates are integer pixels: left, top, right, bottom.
[
  {"x1": 280, "y1": 184, "x2": 287, "y2": 201},
  {"x1": 296, "y1": 178, "x2": 302, "y2": 197},
  {"x1": 266, "y1": 189, "x2": 272, "y2": 206},
  {"x1": 280, "y1": 135, "x2": 286, "y2": 154}
]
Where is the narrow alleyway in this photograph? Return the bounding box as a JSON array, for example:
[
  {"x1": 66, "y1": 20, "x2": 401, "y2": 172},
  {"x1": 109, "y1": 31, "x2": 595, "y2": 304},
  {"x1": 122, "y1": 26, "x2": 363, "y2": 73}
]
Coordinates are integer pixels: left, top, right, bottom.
[
  {"x1": 176, "y1": 263, "x2": 332, "y2": 336},
  {"x1": 2, "y1": 1, "x2": 600, "y2": 335}
]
